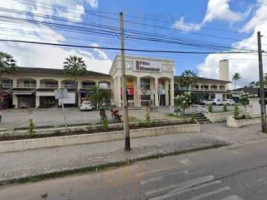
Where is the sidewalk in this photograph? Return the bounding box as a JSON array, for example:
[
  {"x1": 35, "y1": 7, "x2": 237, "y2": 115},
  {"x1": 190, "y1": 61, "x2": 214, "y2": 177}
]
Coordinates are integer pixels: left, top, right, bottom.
[
  {"x1": 0, "y1": 123, "x2": 266, "y2": 185},
  {"x1": 0, "y1": 131, "x2": 226, "y2": 184}
]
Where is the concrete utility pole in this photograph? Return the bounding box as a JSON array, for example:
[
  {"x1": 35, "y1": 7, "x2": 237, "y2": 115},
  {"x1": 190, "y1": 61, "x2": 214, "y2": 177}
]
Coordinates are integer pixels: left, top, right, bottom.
[
  {"x1": 120, "y1": 12, "x2": 131, "y2": 151},
  {"x1": 257, "y1": 31, "x2": 267, "y2": 133}
]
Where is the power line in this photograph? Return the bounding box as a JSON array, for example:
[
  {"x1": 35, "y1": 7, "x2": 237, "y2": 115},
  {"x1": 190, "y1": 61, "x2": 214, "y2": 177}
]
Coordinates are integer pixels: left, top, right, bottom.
[{"x1": 0, "y1": 38, "x2": 258, "y2": 54}]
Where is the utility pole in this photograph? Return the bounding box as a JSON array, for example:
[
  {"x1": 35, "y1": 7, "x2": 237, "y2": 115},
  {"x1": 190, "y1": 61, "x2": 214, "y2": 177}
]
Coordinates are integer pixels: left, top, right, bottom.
[
  {"x1": 120, "y1": 12, "x2": 131, "y2": 151},
  {"x1": 257, "y1": 31, "x2": 267, "y2": 133}
]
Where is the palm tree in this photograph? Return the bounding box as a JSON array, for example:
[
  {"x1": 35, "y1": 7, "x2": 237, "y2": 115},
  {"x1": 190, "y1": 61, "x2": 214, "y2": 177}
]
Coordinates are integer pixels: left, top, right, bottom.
[
  {"x1": 0, "y1": 52, "x2": 17, "y2": 111},
  {"x1": 232, "y1": 73, "x2": 241, "y2": 89},
  {"x1": 63, "y1": 55, "x2": 87, "y2": 107},
  {"x1": 179, "y1": 70, "x2": 197, "y2": 91}
]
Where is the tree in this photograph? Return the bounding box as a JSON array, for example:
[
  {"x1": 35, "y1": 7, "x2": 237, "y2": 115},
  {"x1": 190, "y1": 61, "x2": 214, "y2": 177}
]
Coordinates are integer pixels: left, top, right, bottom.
[
  {"x1": 179, "y1": 70, "x2": 197, "y2": 91},
  {"x1": 63, "y1": 55, "x2": 87, "y2": 107},
  {"x1": 0, "y1": 52, "x2": 17, "y2": 111},
  {"x1": 89, "y1": 86, "x2": 111, "y2": 109},
  {"x1": 232, "y1": 73, "x2": 241, "y2": 89}
]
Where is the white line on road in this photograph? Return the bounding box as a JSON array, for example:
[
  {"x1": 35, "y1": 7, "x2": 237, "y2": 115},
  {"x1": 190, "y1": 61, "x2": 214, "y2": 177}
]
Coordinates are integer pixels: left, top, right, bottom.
[
  {"x1": 180, "y1": 159, "x2": 193, "y2": 165},
  {"x1": 147, "y1": 180, "x2": 222, "y2": 200},
  {"x1": 220, "y1": 195, "x2": 245, "y2": 200},
  {"x1": 136, "y1": 167, "x2": 180, "y2": 177},
  {"x1": 140, "y1": 175, "x2": 163, "y2": 185},
  {"x1": 189, "y1": 186, "x2": 231, "y2": 200},
  {"x1": 145, "y1": 175, "x2": 214, "y2": 197}
]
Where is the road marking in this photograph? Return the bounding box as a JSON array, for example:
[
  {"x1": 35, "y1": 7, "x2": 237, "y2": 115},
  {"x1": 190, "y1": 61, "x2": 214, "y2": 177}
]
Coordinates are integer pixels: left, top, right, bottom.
[
  {"x1": 147, "y1": 180, "x2": 222, "y2": 200},
  {"x1": 220, "y1": 195, "x2": 245, "y2": 200},
  {"x1": 145, "y1": 175, "x2": 214, "y2": 197},
  {"x1": 136, "y1": 167, "x2": 179, "y2": 177},
  {"x1": 189, "y1": 187, "x2": 231, "y2": 200},
  {"x1": 140, "y1": 176, "x2": 163, "y2": 185},
  {"x1": 180, "y1": 159, "x2": 193, "y2": 165}
]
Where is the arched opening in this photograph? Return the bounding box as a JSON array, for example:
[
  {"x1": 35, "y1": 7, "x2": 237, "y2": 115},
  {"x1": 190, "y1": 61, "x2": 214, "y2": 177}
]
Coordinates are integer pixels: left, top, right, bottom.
[
  {"x1": 61, "y1": 80, "x2": 76, "y2": 89},
  {"x1": 17, "y1": 78, "x2": 36, "y2": 88},
  {"x1": 40, "y1": 79, "x2": 58, "y2": 89},
  {"x1": 81, "y1": 81, "x2": 96, "y2": 89}
]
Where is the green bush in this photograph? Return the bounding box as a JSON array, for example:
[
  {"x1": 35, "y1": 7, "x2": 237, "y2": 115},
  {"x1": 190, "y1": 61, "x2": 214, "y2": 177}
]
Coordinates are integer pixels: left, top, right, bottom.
[
  {"x1": 208, "y1": 104, "x2": 213, "y2": 113},
  {"x1": 191, "y1": 114, "x2": 195, "y2": 122},
  {"x1": 234, "y1": 104, "x2": 240, "y2": 118},
  {"x1": 102, "y1": 118, "x2": 109, "y2": 131},
  {"x1": 28, "y1": 119, "x2": 35, "y2": 137},
  {"x1": 223, "y1": 104, "x2": 228, "y2": 112},
  {"x1": 144, "y1": 110, "x2": 151, "y2": 127}
]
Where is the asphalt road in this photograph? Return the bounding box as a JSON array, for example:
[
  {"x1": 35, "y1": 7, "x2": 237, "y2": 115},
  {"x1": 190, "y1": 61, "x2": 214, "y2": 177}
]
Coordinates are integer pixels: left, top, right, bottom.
[{"x1": 1, "y1": 139, "x2": 267, "y2": 200}]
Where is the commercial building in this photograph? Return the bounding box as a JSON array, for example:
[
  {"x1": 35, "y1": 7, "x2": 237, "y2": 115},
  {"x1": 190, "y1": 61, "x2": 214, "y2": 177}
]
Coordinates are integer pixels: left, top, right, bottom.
[{"x1": 0, "y1": 56, "x2": 231, "y2": 109}]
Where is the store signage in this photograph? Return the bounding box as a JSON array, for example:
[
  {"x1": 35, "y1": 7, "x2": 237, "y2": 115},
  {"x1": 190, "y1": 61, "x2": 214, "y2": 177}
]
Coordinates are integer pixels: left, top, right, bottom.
[{"x1": 134, "y1": 60, "x2": 162, "y2": 72}]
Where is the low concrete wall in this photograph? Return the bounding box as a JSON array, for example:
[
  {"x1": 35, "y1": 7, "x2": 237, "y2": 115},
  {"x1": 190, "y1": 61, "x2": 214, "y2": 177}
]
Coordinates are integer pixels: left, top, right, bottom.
[
  {"x1": 227, "y1": 116, "x2": 261, "y2": 128},
  {"x1": 0, "y1": 123, "x2": 200, "y2": 153},
  {"x1": 204, "y1": 111, "x2": 235, "y2": 123}
]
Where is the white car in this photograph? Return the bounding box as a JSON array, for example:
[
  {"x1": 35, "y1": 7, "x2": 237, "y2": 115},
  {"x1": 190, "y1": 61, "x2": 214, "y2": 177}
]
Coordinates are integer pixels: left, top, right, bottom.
[
  {"x1": 203, "y1": 99, "x2": 235, "y2": 106},
  {"x1": 80, "y1": 101, "x2": 93, "y2": 111}
]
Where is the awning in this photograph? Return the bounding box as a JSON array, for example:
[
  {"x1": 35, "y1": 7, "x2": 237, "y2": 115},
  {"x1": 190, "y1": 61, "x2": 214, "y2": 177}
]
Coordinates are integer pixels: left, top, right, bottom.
[
  {"x1": 13, "y1": 91, "x2": 34, "y2": 95},
  {"x1": 36, "y1": 91, "x2": 55, "y2": 97}
]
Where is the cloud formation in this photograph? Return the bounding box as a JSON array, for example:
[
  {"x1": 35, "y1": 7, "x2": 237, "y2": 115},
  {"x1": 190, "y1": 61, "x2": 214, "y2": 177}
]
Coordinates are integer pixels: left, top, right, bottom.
[
  {"x1": 0, "y1": 0, "x2": 112, "y2": 74},
  {"x1": 173, "y1": 0, "x2": 246, "y2": 32},
  {"x1": 197, "y1": 1, "x2": 267, "y2": 89},
  {"x1": 172, "y1": 17, "x2": 202, "y2": 32}
]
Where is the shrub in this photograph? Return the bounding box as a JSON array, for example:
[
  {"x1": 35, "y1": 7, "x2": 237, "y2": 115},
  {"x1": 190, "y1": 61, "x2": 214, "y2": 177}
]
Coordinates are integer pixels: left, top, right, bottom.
[
  {"x1": 174, "y1": 92, "x2": 191, "y2": 114},
  {"x1": 144, "y1": 110, "x2": 151, "y2": 127},
  {"x1": 234, "y1": 104, "x2": 240, "y2": 118},
  {"x1": 28, "y1": 119, "x2": 35, "y2": 137},
  {"x1": 239, "y1": 93, "x2": 258, "y2": 106},
  {"x1": 102, "y1": 118, "x2": 109, "y2": 131},
  {"x1": 223, "y1": 104, "x2": 228, "y2": 112},
  {"x1": 208, "y1": 104, "x2": 213, "y2": 113},
  {"x1": 191, "y1": 114, "x2": 195, "y2": 122}
]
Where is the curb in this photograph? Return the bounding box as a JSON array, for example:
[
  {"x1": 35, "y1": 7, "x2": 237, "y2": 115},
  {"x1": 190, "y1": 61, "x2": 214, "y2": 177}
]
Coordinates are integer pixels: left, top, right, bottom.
[{"x1": 0, "y1": 143, "x2": 228, "y2": 186}]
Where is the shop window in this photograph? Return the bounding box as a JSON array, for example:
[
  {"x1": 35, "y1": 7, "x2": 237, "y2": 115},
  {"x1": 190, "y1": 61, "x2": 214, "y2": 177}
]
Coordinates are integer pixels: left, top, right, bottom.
[
  {"x1": 127, "y1": 79, "x2": 134, "y2": 101},
  {"x1": 141, "y1": 78, "x2": 151, "y2": 90}
]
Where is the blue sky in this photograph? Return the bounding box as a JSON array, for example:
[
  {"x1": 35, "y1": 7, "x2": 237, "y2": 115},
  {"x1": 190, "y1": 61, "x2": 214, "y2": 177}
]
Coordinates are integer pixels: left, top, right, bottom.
[{"x1": 0, "y1": 0, "x2": 266, "y2": 88}]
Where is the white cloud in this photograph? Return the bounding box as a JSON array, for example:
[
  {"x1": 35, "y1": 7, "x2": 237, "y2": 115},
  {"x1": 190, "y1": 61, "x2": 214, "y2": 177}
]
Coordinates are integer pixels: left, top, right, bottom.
[
  {"x1": 173, "y1": 0, "x2": 246, "y2": 32},
  {"x1": 242, "y1": 0, "x2": 267, "y2": 32},
  {"x1": 204, "y1": 0, "x2": 243, "y2": 23},
  {"x1": 197, "y1": 13, "x2": 267, "y2": 89},
  {"x1": 0, "y1": 0, "x2": 112, "y2": 74},
  {"x1": 172, "y1": 17, "x2": 202, "y2": 32},
  {"x1": 86, "y1": 0, "x2": 98, "y2": 9}
]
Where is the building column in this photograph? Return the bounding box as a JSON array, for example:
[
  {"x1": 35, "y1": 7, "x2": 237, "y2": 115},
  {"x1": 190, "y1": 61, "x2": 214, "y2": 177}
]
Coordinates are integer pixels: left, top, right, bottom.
[
  {"x1": 136, "y1": 77, "x2": 141, "y2": 107},
  {"x1": 58, "y1": 80, "x2": 62, "y2": 89},
  {"x1": 117, "y1": 76, "x2": 122, "y2": 107},
  {"x1": 36, "y1": 96, "x2": 40, "y2": 108},
  {"x1": 208, "y1": 84, "x2": 211, "y2": 91},
  {"x1": 154, "y1": 78, "x2": 159, "y2": 107},
  {"x1": 165, "y1": 80, "x2": 169, "y2": 106},
  {"x1": 36, "y1": 79, "x2": 40, "y2": 89},
  {"x1": 12, "y1": 94, "x2": 18, "y2": 108},
  {"x1": 170, "y1": 79, "x2": 174, "y2": 106},
  {"x1": 12, "y1": 78, "x2": 17, "y2": 88},
  {"x1": 217, "y1": 85, "x2": 220, "y2": 91},
  {"x1": 198, "y1": 84, "x2": 202, "y2": 91},
  {"x1": 188, "y1": 84, "x2": 192, "y2": 91}
]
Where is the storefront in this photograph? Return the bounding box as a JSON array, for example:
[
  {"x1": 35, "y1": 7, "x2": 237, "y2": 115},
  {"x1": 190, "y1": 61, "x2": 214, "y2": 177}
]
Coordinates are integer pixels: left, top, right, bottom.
[{"x1": 109, "y1": 55, "x2": 175, "y2": 108}]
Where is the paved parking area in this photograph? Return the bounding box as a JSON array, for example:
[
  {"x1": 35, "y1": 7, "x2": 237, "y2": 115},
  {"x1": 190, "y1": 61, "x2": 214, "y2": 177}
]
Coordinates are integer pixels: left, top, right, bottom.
[{"x1": 0, "y1": 107, "x2": 172, "y2": 130}]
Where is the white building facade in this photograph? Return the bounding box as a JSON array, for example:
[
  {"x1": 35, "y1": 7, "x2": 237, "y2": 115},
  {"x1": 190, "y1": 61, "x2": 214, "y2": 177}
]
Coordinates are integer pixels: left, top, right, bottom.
[{"x1": 109, "y1": 55, "x2": 175, "y2": 107}]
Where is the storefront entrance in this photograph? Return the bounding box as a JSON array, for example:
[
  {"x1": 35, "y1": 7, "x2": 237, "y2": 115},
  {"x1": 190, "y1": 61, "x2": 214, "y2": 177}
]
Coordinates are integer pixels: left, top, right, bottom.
[
  {"x1": 17, "y1": 95, "x2": 36, "y2": 108},
  {"x1": 40, "y1": 96, "x2": 56, "y2": 108}
]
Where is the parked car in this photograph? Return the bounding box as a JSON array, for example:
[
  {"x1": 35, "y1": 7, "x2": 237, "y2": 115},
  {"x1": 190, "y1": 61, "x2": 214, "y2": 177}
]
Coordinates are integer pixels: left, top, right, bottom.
[
  {"x1": 80, "y1": 101, "x2": 93, "y2": 111},
  {"x1": 203, "y1": 99, "x2": 235, "y2": 106}
]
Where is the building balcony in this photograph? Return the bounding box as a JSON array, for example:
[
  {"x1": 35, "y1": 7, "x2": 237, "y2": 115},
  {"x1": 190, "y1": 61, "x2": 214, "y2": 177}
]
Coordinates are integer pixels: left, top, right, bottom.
[
  {"x1": 17, "y1": 83, "x2": 36, "y2": 88},
  {"x1": 40, "y1": 84, "x2": 58, "y2": 89},
  {"x1": 63, "y1": 84, "x2": 76, "y2": 89},
  {"x1": 2, "y1": 83, "x2": 13, "y2": 89}
]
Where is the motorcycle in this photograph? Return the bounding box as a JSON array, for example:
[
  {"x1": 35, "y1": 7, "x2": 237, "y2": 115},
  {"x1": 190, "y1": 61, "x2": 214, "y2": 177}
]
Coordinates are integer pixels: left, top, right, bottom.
[{"x1": 111, "y1": 108, "x2": 122, "y2": 122}]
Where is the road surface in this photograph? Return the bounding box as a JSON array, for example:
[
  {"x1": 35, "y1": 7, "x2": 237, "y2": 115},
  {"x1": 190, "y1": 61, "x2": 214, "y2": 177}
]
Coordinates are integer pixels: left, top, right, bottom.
[{"x1": 1, "y1": 138, "x2": 267, "y2": 200}]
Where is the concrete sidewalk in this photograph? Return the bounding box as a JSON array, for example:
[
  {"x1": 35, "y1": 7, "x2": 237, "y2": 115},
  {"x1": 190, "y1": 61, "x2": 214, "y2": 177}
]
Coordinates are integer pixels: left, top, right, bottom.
[
  {"x1": 1, "y1": 123, "x2": 266, "y2": 185},
  {"x1": 0, "y1": 132, "x2": 227, "y2": 184}
]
